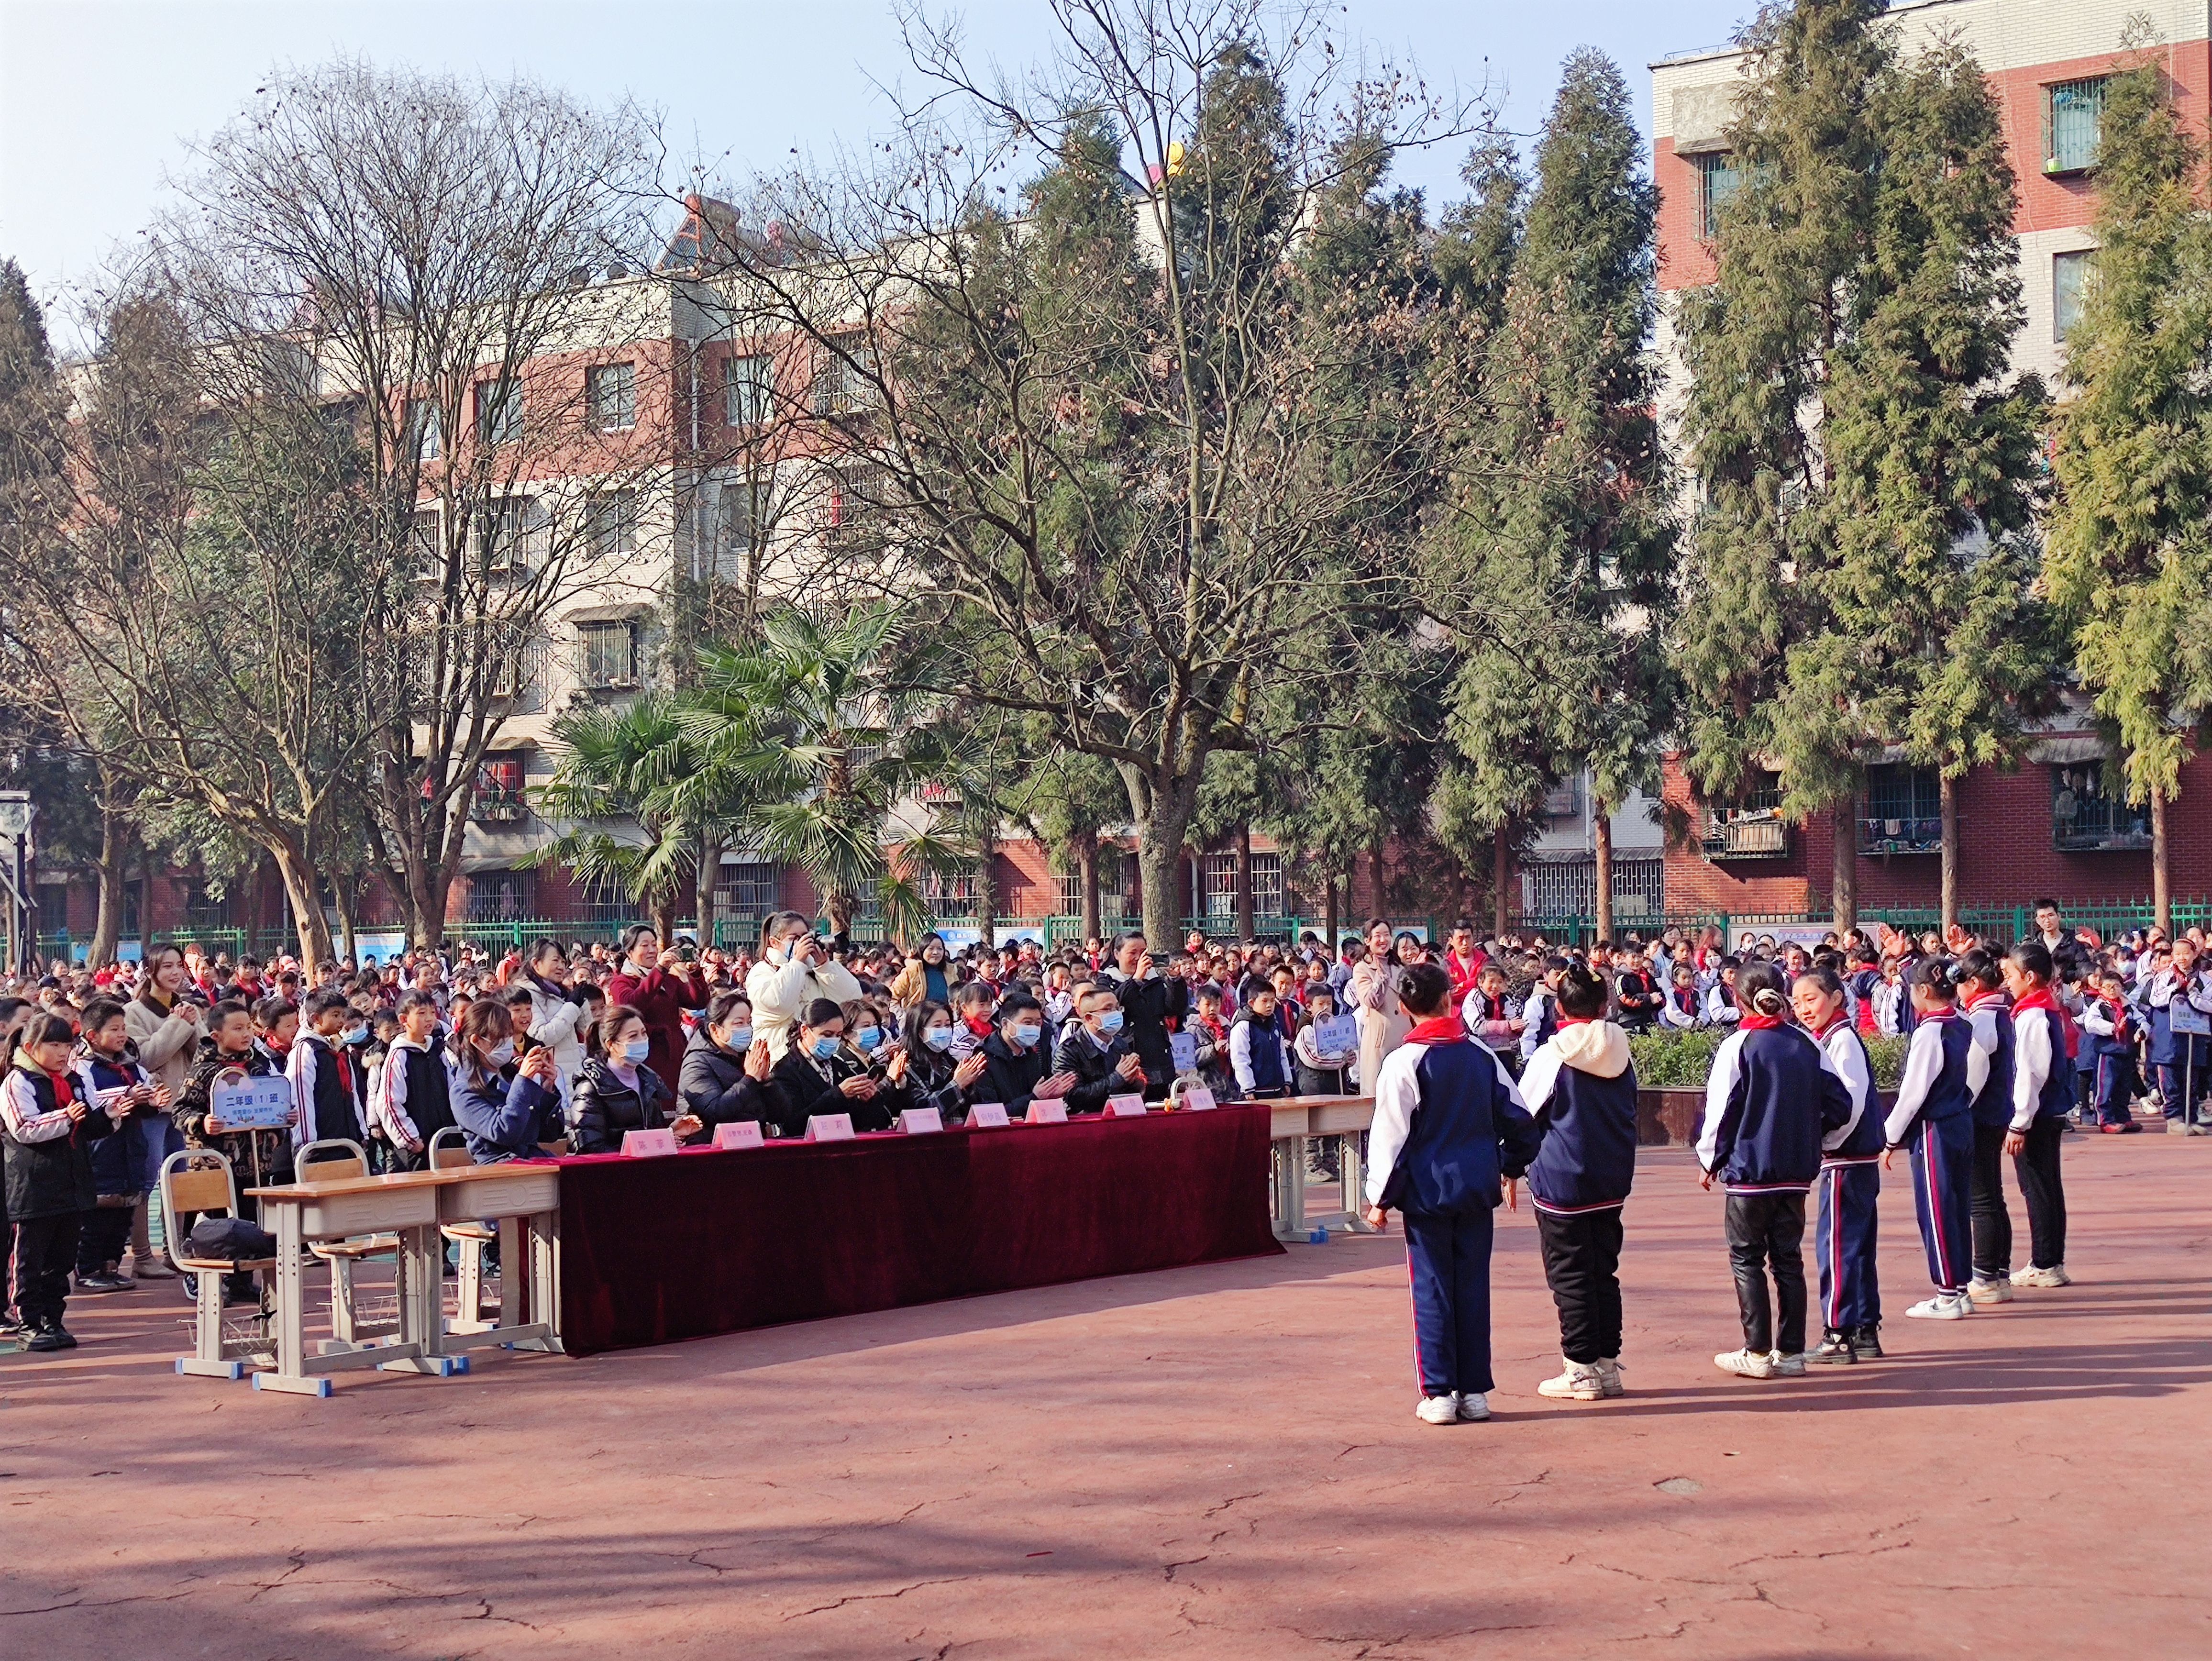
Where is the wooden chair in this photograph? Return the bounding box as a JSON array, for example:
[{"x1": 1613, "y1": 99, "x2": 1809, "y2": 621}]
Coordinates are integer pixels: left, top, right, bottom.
[
  {"x1": 159, "y1": 1149, "x2": 277, "y2": 1380},
  {"x1": 429, "y1": 1128, "x2": 497, "y2": 1332},
  {"x1": 294, "y1": 1138, "x2": 400, "y2": 1351}
]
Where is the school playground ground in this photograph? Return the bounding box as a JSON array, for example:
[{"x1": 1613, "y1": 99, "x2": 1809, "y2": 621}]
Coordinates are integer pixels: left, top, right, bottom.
[{"x1": 2, "y1": 1131, "x2": 2206, "y2": 1661}]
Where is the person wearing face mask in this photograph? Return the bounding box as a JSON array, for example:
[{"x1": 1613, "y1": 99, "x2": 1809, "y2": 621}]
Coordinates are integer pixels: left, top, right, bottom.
[
  {"x1": 678, "y1": 991, "x2": 776, "y2": 1134},
  {"x1": 1097, "y1": 933, "x2": 1188, "y2": 1103},
  {"x1": 287, "y1": 990, "x2": 368, "y2": 1150},
  {"x1": 747, "y1": 912, "x2": 866, "y2": 1062},
  {"x1": 975, "y1": 993, "x2": 1076, "y2": 1118},
  {"x1": 768, "y1": 999, "x2": 891, "y2": 1136},
  {"x1": 568, "y1": 1005, "x2": 697, "y2": 1154},
  {"x1": 896, "y1": 1000, "x2": 991, "y2": 1122},
  {"x1": 1052, "y1": 988, "x2": 1147, "y2": 1115},
  {"x1": 452, "y1": 999, "x2": 564, "y2": 1163}
]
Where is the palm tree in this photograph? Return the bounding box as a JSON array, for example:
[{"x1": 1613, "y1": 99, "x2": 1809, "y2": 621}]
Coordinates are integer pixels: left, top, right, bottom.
[{"x1": 673, "y1": 604, "x2": 967, "y2": 945}]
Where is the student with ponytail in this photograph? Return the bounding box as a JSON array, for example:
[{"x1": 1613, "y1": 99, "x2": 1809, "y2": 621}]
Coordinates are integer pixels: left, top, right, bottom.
[
  {"x1": 1881, "y1": 959, "x2": 1989, "y2": 1321},
  {"x1": 2002, "y1": 941, "x2": 2075, "y2": 1289},
  {"x1": 1791, "y1": 966, "x2": 1884, "y2": 1364},
  {"x1": 1695, "y1": 962, "x2": 1853, "y2": 1380}
]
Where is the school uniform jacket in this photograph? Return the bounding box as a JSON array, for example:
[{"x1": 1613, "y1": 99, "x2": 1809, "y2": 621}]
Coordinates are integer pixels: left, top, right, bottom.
[
  {"x1": 1364, "y1": 1019, "x2": 1541, "y2": 1218},
  {"x1": 1813, "y1": 1018, "x2": 1881, "y2": 1163},
  {"x1": 2, "y1": 1059, "x2": 124, "y2": 1220},
  {"x1": 1703, "y1": 983, "x2": 1742, "y2": 1028},
  {"x1": 369, "y1": 1035, "x2": 456, "y2": 1153},
  {"x1": 1881, "y1": 1011, "x2": 1986, "y2": 1149},
  {"x1": 1696, "y1": 1019, "x2": 1853, "y2": 1193},
  {"x1": 1964, "y1": 992, "x2": 2015, "y2": 1131},
  {"x1": 1518, "y1": 985, "x2": 1560, "y2": 1062},
  {"x1": 287, "y1": 1032, "x2": 366, "y2": 1150},
  {"x1": 2009, "y1": 993, "x2": 2078, "y2": 1131},
  {"x1": 2144, "y1": 969, "x2": 2212, "y2": 1068},
  {"x1": 1659, "y1": 985, "x2": 1703, "y2": 1030},
  {"x1": 1516, "y1": 1019, "x2": 1638, "y2": 1214},
  {"x1": 2078, "y1": 994, "x2": 2134, "y2": 1061},
  {"x1": 1228, "y1": 1011, "x2": 1291, "y2": 1097},
  {"x1": 72, "y1": 1048, "x2": 155, "y2": 1199}
]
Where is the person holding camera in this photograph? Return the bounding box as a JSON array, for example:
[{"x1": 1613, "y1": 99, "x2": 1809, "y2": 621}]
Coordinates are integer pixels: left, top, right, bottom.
[
  {"x1": 605, "y1": 925, "x2": 708, "y2": 1089},
  {"x1": 1098, "y1": 933, "x2": 1187, "y2": 1102},
  {"x1": 747, "y1": 911, "x2": 864, "y2": 1061}
]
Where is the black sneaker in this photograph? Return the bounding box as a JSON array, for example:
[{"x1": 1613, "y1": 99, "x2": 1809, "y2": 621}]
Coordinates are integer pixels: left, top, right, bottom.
[
  {"x1": 75, "y1": 1273, "x2": 132, "y2": 1295},
  {"x1": 49, "y1": 1326, "x2": 77, "y2": 1350},
  {"x1": 179, "y1": 1274, "x2": 199, "y2": 1302},
  {"x1": 24, "y1": 1328, "x2": 63, "y2": 1352},
  {"x1": 1806, "y1": 1330, "x2": 1856, "y2": 1365},
  {"x1": 1849, "y1": 1324, "x2": 1885, "y2": 1360}
]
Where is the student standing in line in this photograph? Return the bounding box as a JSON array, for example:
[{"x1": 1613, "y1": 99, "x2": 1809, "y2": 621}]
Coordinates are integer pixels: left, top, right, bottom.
[
  {"x1": 1363, "y1": 962, "x2": 1540, "y2": 1426},
  {"x1": 1881, "y1": 961, "x2": 1990, "y2": 1321},
  {"x1": 1957, "y1": 951, "x2": 2020, "y2": 1307},
  {"x1": 67, "y1": 1000, "x2": 165, "y2": 1296},
  {"x1": 2002, "y1": 942, "x2": 2075, "y2": 1290},
  {"x1": 2079, "y1": 965, "x2": 2143, "y2": 1132},
  {"x1": 368, "y1": 991, "x2": 455, "y2": 1172},
  {"x1": 4, "y1": 1013, "x2": 128, "y2": 1351},
  {"x1": 1513, "y1": 964, "x2": 1638, "y2": 1402},
  {"x1": 1695, "y1": 962, "x2": 1852, "y2": 1380},
  {"x1": 1792, "y1": 967, "x2": 1883, "y2": 1364}
]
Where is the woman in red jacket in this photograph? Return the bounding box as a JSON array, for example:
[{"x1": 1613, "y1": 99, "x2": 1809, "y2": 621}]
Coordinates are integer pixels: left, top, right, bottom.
[{"x1": 603, "y1": 926, "x2": 708, "y2": 1089}]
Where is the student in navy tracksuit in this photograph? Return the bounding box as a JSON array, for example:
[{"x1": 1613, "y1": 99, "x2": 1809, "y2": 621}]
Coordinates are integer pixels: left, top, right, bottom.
[
  {"x1": 1515, "y1": 964, "x2": 1637, "y2": 1402},
  {"x1": 1516, "y1": 958, "x2": 1568, "y2": 1064},
  {"x1": 2079, "y1": 967, "x2": 2141, "y2": 1131},
  {"x1": 1958, "y1": 951, "x2": 2019, "y2": 1305},
  {"x1": 1881, "y1": 959, "x2": 1989, "y2": 1320},
  {"x1": 2002, "y1": 941, "x2": 2075, "y2": 1288},
  {"x1": 1364, "y1": 962, "x2": 1541, "y2": 1425},
  {"x1": 1792, "y1": 966, "x2": 1883, "y2": 1364},
  {"x1": 1696, "y1": 962, "x2": 1852, "y2": 1379}
]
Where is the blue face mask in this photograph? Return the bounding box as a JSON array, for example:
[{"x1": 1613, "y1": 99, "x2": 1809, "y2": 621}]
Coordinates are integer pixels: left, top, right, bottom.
[
  {"x1": 854, "y1": 1025, "x2": 883, "y2": 1052},
  {"x1": 1096, "y1": 1010, "x2": 1125, "y2": 1035},
  {"x1": 724, "y1": 1025, "x2": 753, "y2": 1050},
  {"x1": 924, "y1": 1026, "x2": 955, "y2": 1052},
  {"x1": 339, "y1": 1024, "x2": 369, "y2": 1047},
  {"x1": 811, "y1": 1034, "x2": 843, "y2": 1061},
  {"x1": 1011, "y1": 1023, "x2": 1042, "y2": 1050},
  {"x1": 621, "y1": 1038, "x2": 650, "y2": 1064}
]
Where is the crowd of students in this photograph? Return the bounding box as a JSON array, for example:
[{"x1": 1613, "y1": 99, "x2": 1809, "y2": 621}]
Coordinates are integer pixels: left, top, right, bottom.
[{"x1": 0, "y1": 900, "x2": 2174, "y2": 1377}]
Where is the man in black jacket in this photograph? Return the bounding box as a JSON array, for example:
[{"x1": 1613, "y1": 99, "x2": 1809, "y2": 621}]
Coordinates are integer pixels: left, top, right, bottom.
[
  {"x1": 976, "y1": 993, "x2": 1075, "y2": 1118},
  {"x1": 1051, "y1": 987, "x2": 1147, "y2": 1114},
  {"x1": 1099, "y1": 934, "x2": 1188, "y2": 1102}
]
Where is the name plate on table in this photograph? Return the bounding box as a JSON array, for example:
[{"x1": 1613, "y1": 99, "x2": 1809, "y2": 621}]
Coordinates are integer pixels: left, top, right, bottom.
[
  {"x1": 621, "y1": 1128, "x2": 680, "y2": 1158},
  {"x1": 1180, "y1": 1086, "x2": 1217, "y2": 1111},
  {"x1": 806, "y1": 1113, "x2": 856, "y2": 1142},
  {"x1": 968, "y1": 1103, "x2": 1010, "y2": 1128},
  {"x1": 1025, "y1": 1100, "x2": 1068, "y2": 1125},
  {"x1": 209, "y1": 1075, "x2": 293, "y2": 1131},
  {"x1": 2175, "y1": 1000, "x2": 2212, "y2": 1038},
  {"x1": 1106, "y1": 1094, "x2": 1148, "y2": 1117},
  {"x1": 1170, "y1": 1031, "x2": 1198, "y2": 1072},
  {"x1": 712, "y1": 1120, "x2": 764, "y2": 1150},
  {"x1": 899, "y1": 1107, "x2": 945, "y2": 1135}
]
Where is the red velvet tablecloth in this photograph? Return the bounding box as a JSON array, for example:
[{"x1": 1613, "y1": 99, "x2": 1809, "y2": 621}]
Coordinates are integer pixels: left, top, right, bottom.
[{"x1": 553, "y1": 1104, "x2": 1283, "y2": 1356}]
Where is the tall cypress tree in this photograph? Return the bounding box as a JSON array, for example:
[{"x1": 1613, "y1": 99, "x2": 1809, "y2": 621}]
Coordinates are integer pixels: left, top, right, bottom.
[
  {"x1": 2045, "y1": 53, "x2": 2212, "y2": 931},
  {"x1": 1431, "y1": 49, "x2": 1672, "y2": 942}
]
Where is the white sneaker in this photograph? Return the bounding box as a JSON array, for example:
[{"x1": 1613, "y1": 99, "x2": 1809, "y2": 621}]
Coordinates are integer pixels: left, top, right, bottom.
[
  {"x1": 1537, "y1": 1358, "x2": 1607, "y2": 1400},
  {"x1": 1906, "y1": 1292, "x2": 1970, "y2": 1320},
  {"x1": 1415, "y1": 1393, "x2": 1461, "y2": 1425},
  {"x1": 1714, "y1": 1347, "x2": 1777, "y2": 1379},
  {"x1": 1456, "y1": 1392, "x2": 1491, "y2": 1422},
  {"x1": 1595, "y1": 1357, "x2": 1626, "y2": 1397},
  {"x1": 1967, "y1": 1276, "x2": 2014, "y2": 1305},
  {"x1": 1768, "y1": 1349, "x2": 1807, "y2": 1376},
  {"x1": 2011, "y1": 1264, "x2": 2070, "y2": 1288}
]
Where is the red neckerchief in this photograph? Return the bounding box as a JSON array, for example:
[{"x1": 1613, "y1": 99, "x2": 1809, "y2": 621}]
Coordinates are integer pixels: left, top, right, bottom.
[
  {"x1": 1812, "y1": 1016, "x2": 1850, "y2": 1042},
  {"x1": 1406, "y1": 1016, "x2": 1466, "y2": 1046},
  {"x1": 1964, "y1": 988, "x2": 2008, "y2": 1013},
  {"x1": 2093, "y1": 991, "x2": 2131, "y2": 1040},
  {"x1": 1671, "y1": 986, "x2": 1697, "y2": 1012},
  {"x1": 962, "y1": 1014, "x2": 995, "y2": 1039},
  {"x1": 1741, "y1": 1012, "x2": 1786, "y2": 1031},
  {"x1": 1558, "y1": 1015, "x2": 1595, "y2": 1028},
  {"x1": 43, "y1": 1064, "x2": 74, "y2": 1107},
  {"x1": 2012, "y1": 986, "x2": 2058, "y2": 1017}
]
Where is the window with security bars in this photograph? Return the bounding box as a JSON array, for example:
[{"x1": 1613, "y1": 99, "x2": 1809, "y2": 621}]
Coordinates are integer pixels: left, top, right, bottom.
[
  {"x1": 716, "y1": 861, "x2": 781, "y2": 916},
  {"x1": 1519, "y1": 858, "x2": 1664, "y2": 923},
  {"x1": 467, "y1": 870, "x2": 534, "y2": 923},
  {"x1": 725, "y1": 354, "x2": 774, "y2": 426},
  {"x1": 813, "y1": 333, "x2": 874, "y2": 416},
  {"x1": 2043, "y1": 78, "x2": 2106, "y2": 175},
  {"x1": 920, "y1": 872, "x2": 979, "y2": 914},
  {"x1": 587, "y1": 362, "x2": 636, "y2": 431},
  {"x1": 1696, "y1": 152, "x2": 1741, "y2": 239},
  {"x1": 576, "y1": 620, "x2": 639, "y2": 689},
  {"x1": 2054, "y1": 250, "x2": 2091, "y2": 342},
  {"x1": 1198, "y1": 851, "x2": 1283, "y2": 921},
  {"x1": 717, "y1": 477, "x2": 759, "y2": 574},
  {"x1": 586, "y1": 488, "x2": 638, "y2": 559}
]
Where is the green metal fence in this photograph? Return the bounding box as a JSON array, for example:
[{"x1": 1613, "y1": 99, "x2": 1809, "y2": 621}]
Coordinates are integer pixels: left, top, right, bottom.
[{"x1": 1515, "y1": 897, "x2": 2212, "y2": 949}]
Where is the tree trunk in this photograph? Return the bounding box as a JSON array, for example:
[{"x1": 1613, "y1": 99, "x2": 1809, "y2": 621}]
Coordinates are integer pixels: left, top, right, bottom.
[
  {"x1": 2152, "y1": 786, "x2": 2172, "y2": 934},
  {"x1": 269, "y1": 841, "x2": 335, "y2": 965},
  {"x1": 650, "y1": 890, "x2": 677, "y2": 944},
  {"x1": 1939, "y1": 773, "x2": 1959, "y2": 936},
  {"x1": 91, "y1": 808, "x2": 131, "y2": 967},
  {"x1": 1234, "y1": 824, "x2": 1255, "y2": 941},
  {"x1": 696, "y1": 830, "x2": 725, "y2": 949},
  {"x1": 334, "y1": 876, "x2": 360, "y2": 967},
  {"x1": 1077, "y1": 835, "x2": 1101, "y2": 942},
  {"x1": 1323, "y1": 867, "x2": 1340, "y2": 948},
  {"x1": 1493, "y1": 822, "x2": 1513, "y2": 938},
  {"x1": 1368, "y1": 837, "x2": 1387, "y2": 923},
  {"x1": 1830, "y1": 796, "x2": 1858, "y2": 937}
]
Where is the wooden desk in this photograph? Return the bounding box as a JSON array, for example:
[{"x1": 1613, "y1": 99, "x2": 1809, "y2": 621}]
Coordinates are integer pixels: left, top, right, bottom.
[
  {"x1": 1263, "y1": 1096, "x2": 1376, "y2": 1240},
  {"x1": 433, "y1": 1163, "x2": 563, "y2": 1355}
]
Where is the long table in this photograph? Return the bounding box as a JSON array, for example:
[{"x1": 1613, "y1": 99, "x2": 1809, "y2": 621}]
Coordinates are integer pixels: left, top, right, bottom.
[{"x1": 554, "y1": 1101, "x2": 1281, "y2": 1357}]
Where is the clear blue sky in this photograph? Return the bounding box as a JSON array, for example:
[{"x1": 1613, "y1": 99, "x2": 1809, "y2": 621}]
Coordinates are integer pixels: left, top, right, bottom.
[{"x1": 1, "y1": 0, "x2": 1754, "y2": 315}]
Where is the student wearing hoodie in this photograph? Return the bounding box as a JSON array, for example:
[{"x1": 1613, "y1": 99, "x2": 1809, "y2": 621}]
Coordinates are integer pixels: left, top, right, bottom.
[
  {"x1": 1792, "y1": 966, "x2": 1884, "y2": 1364},
  {"x1": 1362, "y1": 961, "x2": 1542, "y2": 1427},
  {"x1": 1512, "y1": 963, "x2": 1638, "y2": 1402},
  {"x1": 1881, "y1": 959, "x2": 1990, "y2": 1321},
  {"x1": 1695, "y1": 962, "x2": 1854, "y2": 1380}
]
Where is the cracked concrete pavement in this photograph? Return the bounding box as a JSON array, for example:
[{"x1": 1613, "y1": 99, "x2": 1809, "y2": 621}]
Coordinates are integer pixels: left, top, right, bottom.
[{"x1": 1, "y1": 1138, "x2": 2207, "y2": 1658}]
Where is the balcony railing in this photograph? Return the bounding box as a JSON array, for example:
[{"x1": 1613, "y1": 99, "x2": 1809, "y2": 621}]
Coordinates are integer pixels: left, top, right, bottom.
[
  {"x1": 2055, "y1": 797, "x2": 2151, "y2": 852},
  {"x1": 1702, "y1": 812, "x2": 1791, "y2": 860},
  {"x1": 1861, "y1": 816, "x2": 1942, "y2": 855},
  {"x1": 474, "y1": 788, "x2": 527, "y2": 824}
]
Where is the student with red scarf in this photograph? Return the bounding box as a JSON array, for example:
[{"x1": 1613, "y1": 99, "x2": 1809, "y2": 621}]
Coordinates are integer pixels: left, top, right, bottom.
[
  {"x1": 3, "y1": 1012, "x2": 128, "y2": 1351},
  {"x1": 2002, "y1": 941, "x2": 2075, "y2": 1289},
  {"x1": 2078, "y1": 965, "x2": 2141, "y2": 1131},
  {"x1": 1362, "y1": 961, "x2": 1541, "y2": 1426}
]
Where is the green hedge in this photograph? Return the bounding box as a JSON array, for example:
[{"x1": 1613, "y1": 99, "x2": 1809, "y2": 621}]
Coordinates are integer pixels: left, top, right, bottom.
[{"x1": 1626, "y1": 1029, "x2": 1907, "y2": 1092}]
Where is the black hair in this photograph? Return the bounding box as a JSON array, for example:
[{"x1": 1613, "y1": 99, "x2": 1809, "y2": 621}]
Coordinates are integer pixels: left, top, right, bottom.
[
  {"x1": 1796, "y1": 964, "x2": 1845, "y2": 1000},
  {"x1": 1955, "y1": 947, "x2": 2003, "y2": 993},
  {"x1": 304, "y1": 988, "x2": 353, "y2": 1022},
  {"x1": 800, "y1": 997, "x2": 846, "y2": 1030},
  {"x1": 1736, "y1": 960, "x2": 1789, "y2": 1019},
  {"x1": 503, "y1": 983, "x2": 537, "y2": 1008},
  {"x1": 1910, "y1": 957, "x2": 1958, "y2": 998},
  {"x1": 19, "y1": 1011, "x2": 75, "y2": 1051},
  {"x1": 998, "y1": 992, "x2": 1042, "y2": 1022},
  {"x1": 254, "y1": 994, "x2": 298, "y2": 1029},
  {"x1": 707, "y1": 989, "x2": 752, "y2": 1028},
  {"x1": 397, "y1": 989, "x2": 439, "y2": 1017},
  {"x1": 2008, "y1": 939, "x2": 2055, "y2": 983},
  {"x1": 1556, "y1": 963, "x2": 1609, "y2": 1020},
  {"x1": 1396, "y1": 961, "x2": 1453, "y2": 1019},
  {"x1": 1542, "y1": 953, "x2": 1572, "y2": 974},
  {"x1": 80, "y1": 997, "x2": 129, "y2": 1034},
  {"x1": 600, "y1": 1002, "x2": 649, "y2": 1052}
]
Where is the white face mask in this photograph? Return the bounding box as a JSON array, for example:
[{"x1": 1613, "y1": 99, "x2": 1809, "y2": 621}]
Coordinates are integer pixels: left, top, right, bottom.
[{"x1": 486, "y1": 1039, "x2": 516, "y2": 1069}]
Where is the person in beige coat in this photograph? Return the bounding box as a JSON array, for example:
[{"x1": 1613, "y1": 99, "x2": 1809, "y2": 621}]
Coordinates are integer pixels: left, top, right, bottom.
[
  {"x1": 1350, "y1": 919, "x2": 1414, "y2": 1092},
  {"x1": 744, "y1": 911, "x2": 864, "y2": 1062},
  {"x1": 119, "y1": 946, "x2": 203, "y2": 1278}
]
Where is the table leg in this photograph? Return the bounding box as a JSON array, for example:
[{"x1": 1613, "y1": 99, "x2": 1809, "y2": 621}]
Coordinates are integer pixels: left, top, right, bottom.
[
  {"x1": 1340, "y1": 1134, "x2": 1372, "y2": 1232},
  {"x1": 1272, "y1": 1136, "x2": 1308, "y2": 1240},
  {"x1": 250, "y1": 1206, "x2": 333, "y2": 1396},
  {"x1": 376, "y1": 1224, "x2": 467, "y2": 1377},
  {"x1": 498, "y1": 1218, "x2": 522, "y2": 1330}
]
